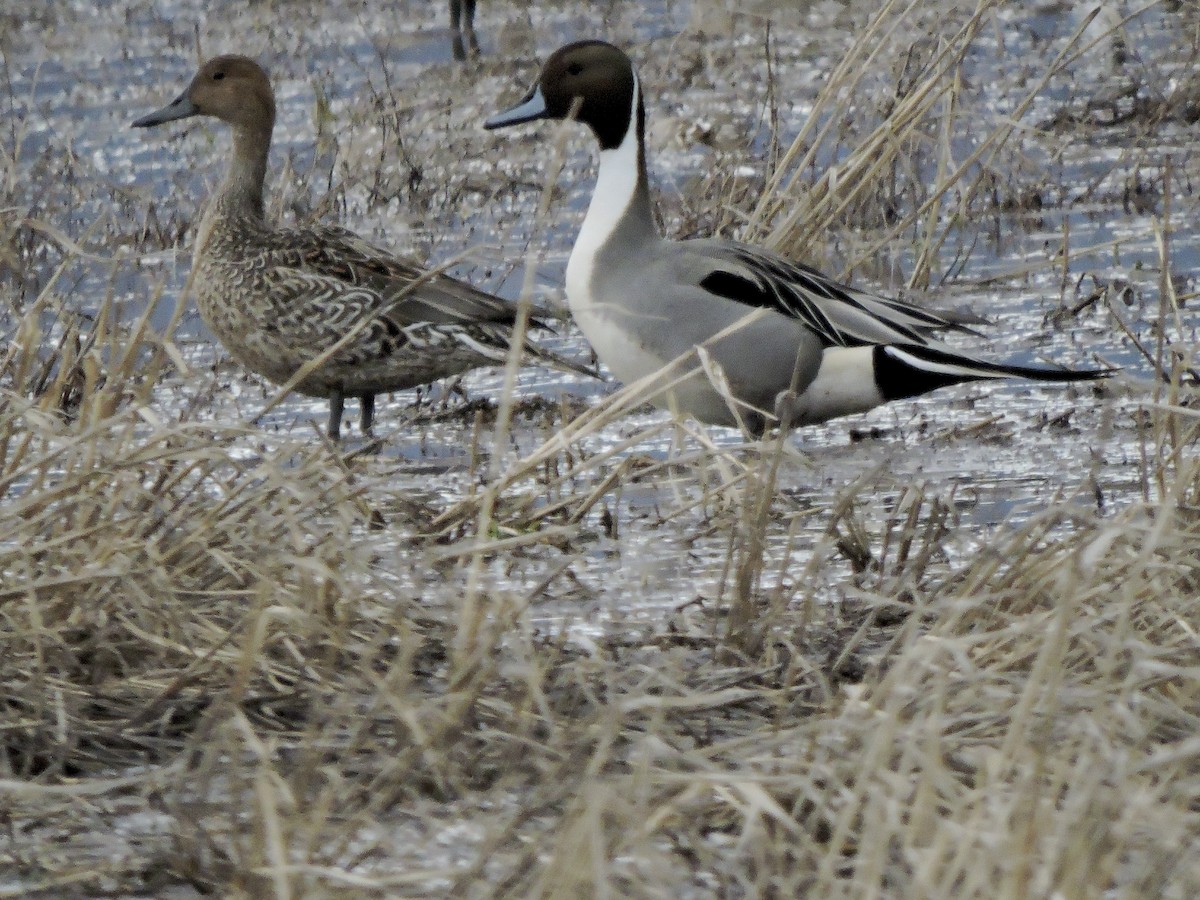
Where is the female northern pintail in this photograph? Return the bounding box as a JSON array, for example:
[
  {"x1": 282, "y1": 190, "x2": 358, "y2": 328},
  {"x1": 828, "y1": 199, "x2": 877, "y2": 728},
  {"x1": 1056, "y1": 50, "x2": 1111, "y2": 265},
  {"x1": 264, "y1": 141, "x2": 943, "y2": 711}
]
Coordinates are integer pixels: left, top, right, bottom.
[
  {"x1": 486, "y1": 41, "x2": 1108, "y2": 435},
  {"x1": 134, "y1": 55, "x2": 587, "y2": 438}
]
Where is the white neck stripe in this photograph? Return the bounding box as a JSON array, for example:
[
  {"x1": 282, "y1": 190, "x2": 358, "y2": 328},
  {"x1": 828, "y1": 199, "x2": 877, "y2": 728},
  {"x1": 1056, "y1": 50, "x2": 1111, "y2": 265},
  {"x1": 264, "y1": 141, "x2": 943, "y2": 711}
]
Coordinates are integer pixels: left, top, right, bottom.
[{"x1": 565, "y1": 73, "x2": 642, "y2": 315}]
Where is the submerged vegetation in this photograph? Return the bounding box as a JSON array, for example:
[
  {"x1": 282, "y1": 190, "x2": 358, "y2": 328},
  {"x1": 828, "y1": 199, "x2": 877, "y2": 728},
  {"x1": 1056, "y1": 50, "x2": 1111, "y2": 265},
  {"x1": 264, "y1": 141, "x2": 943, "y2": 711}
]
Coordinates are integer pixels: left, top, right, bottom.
[{"x1": 2, "y1": 0, "x2": 1199, "y2": 896}]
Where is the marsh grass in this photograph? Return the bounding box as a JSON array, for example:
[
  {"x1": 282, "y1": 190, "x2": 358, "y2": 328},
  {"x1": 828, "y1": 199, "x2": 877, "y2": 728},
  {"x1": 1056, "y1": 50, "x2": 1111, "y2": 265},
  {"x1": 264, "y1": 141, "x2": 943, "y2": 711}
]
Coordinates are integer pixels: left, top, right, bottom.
[{"x1": 3, "y1": 0, "x2": 1200, "y2": 896}]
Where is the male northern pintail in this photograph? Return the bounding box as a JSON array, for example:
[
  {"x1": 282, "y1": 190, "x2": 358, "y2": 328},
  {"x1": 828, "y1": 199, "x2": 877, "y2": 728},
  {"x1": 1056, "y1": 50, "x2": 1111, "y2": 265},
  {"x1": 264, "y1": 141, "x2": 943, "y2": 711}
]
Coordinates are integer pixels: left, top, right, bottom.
[
  {"x1": 486, "y1": 41, "x2": 1109, "y2": 435},
  {"x1": 134, "y1": 55, "x2": 588, "y2": 438}
]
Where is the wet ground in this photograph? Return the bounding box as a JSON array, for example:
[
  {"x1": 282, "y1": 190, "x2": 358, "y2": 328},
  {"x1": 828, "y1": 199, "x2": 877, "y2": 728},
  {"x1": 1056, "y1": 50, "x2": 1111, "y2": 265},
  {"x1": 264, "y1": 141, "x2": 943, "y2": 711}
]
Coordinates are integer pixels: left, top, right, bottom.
[
  {"x1": 4, "y1": 0, "x2": 1198, "y2": 619},
  {"x1": 4, "y1": 1, "x2": 1200, "y2": 892}
]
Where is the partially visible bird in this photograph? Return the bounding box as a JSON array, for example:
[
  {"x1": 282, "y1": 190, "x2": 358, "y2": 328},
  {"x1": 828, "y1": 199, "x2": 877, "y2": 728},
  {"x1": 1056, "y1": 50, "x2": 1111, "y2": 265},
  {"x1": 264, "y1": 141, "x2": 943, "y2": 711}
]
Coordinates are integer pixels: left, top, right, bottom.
[{"x1": 450, "y1": 0, "x2": 479, "y2": 61}]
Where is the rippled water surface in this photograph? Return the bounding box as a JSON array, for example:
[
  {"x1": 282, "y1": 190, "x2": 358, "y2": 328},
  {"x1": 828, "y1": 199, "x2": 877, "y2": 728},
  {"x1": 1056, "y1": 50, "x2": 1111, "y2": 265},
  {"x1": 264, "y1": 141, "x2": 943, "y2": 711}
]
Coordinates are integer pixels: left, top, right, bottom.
[
  {"x1": 5, "y1": 0, "x2": 1200, "y2": 888},
  {"x1": 4, "y1": 0, "x2": 1198, "y2": 624}
]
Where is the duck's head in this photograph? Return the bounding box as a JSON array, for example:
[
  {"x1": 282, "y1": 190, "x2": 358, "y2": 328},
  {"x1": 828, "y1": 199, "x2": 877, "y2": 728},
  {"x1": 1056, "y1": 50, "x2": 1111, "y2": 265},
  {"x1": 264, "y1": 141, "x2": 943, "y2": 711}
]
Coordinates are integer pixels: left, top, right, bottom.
[
  {"x1": 485, "y1": 41, "x2": 639, "y2": 150},
  {"x1": 133, "y1": 55, "x2": 275, "y2": 133}
]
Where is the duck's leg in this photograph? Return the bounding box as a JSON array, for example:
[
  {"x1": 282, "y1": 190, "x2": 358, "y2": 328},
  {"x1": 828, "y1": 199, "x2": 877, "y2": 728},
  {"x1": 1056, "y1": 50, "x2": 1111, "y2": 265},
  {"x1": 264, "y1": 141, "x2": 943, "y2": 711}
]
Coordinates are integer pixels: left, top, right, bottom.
[
  {"x1": 464, "y1": 0, "x2": 479, "y2": 56},
  {"x1": 450, "y1": 0, "x2": 479, "y2": 60},
  {"x1": 450, "y1": 0, "x2": 466, "y2": 60},
  {"x1": 360, "y1": 393, "x2": 376, "y2": 436},
  {"x1": 328, "y1": 391, "x2": 345, "y2": 439}
]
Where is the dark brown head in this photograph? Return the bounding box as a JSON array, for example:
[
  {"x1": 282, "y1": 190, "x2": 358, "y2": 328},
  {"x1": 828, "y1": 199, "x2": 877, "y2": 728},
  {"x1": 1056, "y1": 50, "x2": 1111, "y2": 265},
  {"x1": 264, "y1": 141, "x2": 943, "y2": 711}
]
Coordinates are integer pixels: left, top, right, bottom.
[
  {"x1": 133, "y1": 55, "x2": 276, "y2": 134},
  {"x1": 485, "y1": 41, "x2": 640, "y2": 151}
]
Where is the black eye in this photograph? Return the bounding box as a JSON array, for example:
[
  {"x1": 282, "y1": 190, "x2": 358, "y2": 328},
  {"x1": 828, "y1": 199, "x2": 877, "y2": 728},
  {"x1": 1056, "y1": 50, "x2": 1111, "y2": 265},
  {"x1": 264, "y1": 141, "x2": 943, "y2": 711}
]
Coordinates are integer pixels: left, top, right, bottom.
[
  {"x1": 567, "y1": 62, "x2": 583, "y2": 76},
  {"x1": 213, "y1": 71, "x2": 225, "y2": 81}
]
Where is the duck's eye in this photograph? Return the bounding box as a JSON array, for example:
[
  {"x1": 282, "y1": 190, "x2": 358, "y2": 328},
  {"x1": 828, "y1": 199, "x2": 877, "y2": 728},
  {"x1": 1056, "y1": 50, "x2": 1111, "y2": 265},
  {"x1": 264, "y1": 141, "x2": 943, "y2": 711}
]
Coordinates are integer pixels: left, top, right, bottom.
[
  {"x1": 567, "y1": 62, "x2": 584, "y2": 76},
  {"x1": 213, "y1": 71, "x2": 226, "y2": 81}
]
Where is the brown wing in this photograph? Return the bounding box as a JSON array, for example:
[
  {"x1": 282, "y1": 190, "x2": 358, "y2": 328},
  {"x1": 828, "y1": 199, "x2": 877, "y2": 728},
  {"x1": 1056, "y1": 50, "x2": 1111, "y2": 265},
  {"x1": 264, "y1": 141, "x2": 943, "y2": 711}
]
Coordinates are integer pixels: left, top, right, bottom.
[{"x1": 266, "y1": 222, "x2": 554, "y2": 329}]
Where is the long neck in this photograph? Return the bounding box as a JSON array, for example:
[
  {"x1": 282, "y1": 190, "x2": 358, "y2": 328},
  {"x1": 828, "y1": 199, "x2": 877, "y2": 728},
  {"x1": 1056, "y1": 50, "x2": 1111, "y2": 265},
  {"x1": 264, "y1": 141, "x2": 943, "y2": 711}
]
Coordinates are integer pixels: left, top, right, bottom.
[
  {"x1": 580, "y1": 74, "x2": 657, "y2": 252},
  {"x1": 216, "y1": 121, "x2": 271, "y2": 219}
]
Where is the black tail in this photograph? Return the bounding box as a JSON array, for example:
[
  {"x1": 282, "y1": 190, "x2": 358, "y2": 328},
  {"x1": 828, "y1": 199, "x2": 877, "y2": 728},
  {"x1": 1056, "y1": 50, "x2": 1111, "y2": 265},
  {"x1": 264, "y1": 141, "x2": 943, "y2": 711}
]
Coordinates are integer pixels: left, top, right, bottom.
[{"x1": 874, "y1": 344, "x2": 1111, "y2": 402}]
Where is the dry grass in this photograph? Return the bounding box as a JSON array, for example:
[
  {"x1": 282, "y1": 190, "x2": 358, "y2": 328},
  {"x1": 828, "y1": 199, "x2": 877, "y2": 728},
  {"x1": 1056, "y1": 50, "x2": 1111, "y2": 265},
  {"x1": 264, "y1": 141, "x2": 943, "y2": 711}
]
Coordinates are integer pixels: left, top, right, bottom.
[
  {"x1": 3, "y1": 295, "x2": 1198, "y2": 895},
  {"x1": 3, "y1": 1, "x2": 1200, "y2": 897}
]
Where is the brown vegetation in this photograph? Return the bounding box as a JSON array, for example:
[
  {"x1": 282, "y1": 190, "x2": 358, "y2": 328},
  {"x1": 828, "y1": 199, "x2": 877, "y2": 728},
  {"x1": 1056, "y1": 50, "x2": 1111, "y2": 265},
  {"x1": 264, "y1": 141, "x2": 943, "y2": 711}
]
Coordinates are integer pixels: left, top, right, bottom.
[{"x1": 2, "y1": 0, "x2": 1198, "y2": 896}]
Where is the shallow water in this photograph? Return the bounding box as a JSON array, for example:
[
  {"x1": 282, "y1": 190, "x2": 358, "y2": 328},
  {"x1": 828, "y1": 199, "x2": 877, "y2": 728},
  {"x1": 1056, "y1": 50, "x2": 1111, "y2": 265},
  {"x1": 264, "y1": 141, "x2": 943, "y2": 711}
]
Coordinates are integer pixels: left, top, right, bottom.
[{"x1": 5, "y1": 3, "x2": 1200, "y2": 891}]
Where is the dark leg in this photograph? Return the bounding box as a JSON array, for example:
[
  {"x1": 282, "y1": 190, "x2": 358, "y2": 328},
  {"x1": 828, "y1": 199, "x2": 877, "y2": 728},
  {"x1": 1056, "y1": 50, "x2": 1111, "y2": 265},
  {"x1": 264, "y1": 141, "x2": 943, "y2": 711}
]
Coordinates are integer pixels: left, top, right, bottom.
[
  {"x1": 464, "y1": 0, "x2": 479, "y2": 56},
  {"x1": 360, "y1": 393, "x2": 376, "y2": 436},
  {"x1": 450, "y1": 0, "x2": 479, "y2": 60},
  {"x1": 328, "y1": 391, "x2": 345, "y2": 439}
]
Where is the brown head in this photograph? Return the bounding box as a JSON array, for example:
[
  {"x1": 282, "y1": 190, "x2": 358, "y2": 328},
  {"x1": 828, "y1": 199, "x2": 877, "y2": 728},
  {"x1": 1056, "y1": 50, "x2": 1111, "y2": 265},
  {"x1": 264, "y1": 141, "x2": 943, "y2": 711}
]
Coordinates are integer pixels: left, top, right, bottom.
[
  {"x1": 484, "y1": 41, "x2": 640, "y2": 151},
  {"x1": 133, "y1": 55, "x2": 276, "y2": 134}
]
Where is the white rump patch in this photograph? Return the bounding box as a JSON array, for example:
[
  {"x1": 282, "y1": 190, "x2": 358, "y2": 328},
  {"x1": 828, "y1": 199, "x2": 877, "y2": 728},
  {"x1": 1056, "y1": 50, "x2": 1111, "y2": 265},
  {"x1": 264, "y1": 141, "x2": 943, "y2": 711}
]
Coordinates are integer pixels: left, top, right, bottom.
[{"x1": 788, "y1": 346, "x2": 883, "y2": 425}]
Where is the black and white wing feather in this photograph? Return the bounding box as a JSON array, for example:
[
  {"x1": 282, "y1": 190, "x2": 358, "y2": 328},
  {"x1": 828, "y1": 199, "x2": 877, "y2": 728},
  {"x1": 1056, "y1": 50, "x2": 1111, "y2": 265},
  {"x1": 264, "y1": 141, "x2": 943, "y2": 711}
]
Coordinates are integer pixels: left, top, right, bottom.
[{"x1": 693, "y1": 240, "x2": 973, "y2": 349}]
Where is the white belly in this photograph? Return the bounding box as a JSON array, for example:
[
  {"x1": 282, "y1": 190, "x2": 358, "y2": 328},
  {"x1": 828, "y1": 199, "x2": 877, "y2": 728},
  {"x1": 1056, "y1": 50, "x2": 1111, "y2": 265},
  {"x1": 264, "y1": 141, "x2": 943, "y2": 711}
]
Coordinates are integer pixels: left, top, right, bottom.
[{"x1": 566, "y1": 268, "x2": 744, "y2": 425}]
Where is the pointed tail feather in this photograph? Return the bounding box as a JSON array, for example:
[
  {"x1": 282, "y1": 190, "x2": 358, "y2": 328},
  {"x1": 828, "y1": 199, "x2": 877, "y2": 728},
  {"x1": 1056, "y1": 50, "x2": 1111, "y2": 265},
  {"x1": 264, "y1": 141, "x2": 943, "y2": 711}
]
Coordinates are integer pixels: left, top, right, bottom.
[
  {"x1": 446, "y1": 324, "x2": 600, "y2": 380},
  {"x1": 523, "y1": 340, "x2": 602, "y2": 379},
  {"x1": 875, "y1": 345, "x2": 1112, "y2": 402}
]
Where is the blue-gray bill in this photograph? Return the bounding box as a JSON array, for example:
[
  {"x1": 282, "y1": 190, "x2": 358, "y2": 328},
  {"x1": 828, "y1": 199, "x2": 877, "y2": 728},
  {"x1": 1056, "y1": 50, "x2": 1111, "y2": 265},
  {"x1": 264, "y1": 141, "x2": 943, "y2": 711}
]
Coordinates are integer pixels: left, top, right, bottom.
[
  {"x1": 484, "y1": 85, "x2": 548, "y2": 129},
  {"x1": 132, "y1": 92, "x2": 200, "y2": 128}
]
